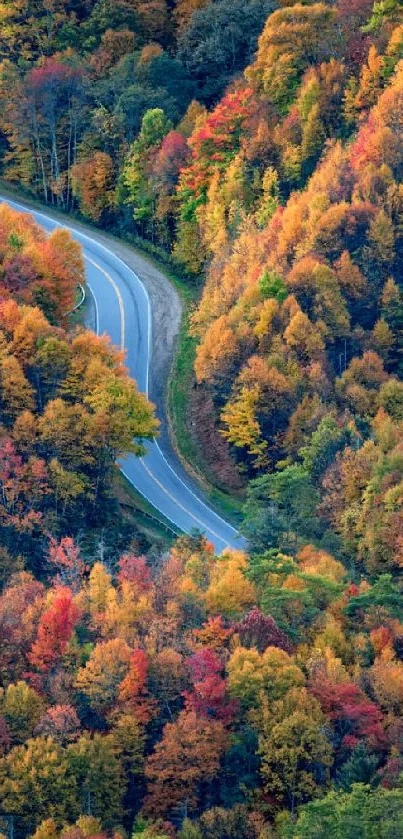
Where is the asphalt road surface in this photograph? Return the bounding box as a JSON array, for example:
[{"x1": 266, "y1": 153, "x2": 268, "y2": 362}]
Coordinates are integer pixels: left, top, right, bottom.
[{"x1": 2, "y1": 197, "x2": 244, "y2": 553}]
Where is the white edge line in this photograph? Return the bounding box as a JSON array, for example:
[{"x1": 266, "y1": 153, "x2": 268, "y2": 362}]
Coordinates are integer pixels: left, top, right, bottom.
[
  {"x1": 86, "y1": 281, "x2": 99, "y2": 336},
  {"x1": 120, "y1": 467, "x2": 182, "y2": 536},
  {"x1": 120, "y1": 466, "x2": 228, "y2": 551},
  {"x1": 152, "y1": 439, "x2": 240, "y2": 536},
  {"x1": 2, "y1": 198, "x2": 240, "y2": 540}
]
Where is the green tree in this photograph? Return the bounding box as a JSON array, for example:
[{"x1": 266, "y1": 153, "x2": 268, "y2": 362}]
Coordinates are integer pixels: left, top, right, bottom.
[
  {"x1": 281, "y1": 784, "x2": 403, "y2": 838},
  {"x1": 345, "y1": 575, "x2": 403, "y2": 623},
  {"x1": 259, "y1": 688, "x2": 333, "y2": 815},
  {"x1": 66, "y1": 733, "x2": 126, "y2": 828},
  {"x1": 336, "y1": 743, "x2": 379, "y2": 791},
  {"x1": 0, "y1": 736, "x2": 77, "y2": 834},
  {"x1": 241, "y1": 465, "x2": 321, "y2": 553},
  {"x1": 300, "y1": 415, "x2": 349, "y2": 482},
  {"x1": 1, "y1": 681, "x2": 45, "y2": 744},
  {"x1": 121, "y1": 108, "x2": 172, "y2": 239}
]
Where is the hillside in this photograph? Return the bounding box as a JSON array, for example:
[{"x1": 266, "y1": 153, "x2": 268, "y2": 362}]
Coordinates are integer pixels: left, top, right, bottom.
[{"x1": 0, "y1": 0, "x2": 402, "y2": 837}]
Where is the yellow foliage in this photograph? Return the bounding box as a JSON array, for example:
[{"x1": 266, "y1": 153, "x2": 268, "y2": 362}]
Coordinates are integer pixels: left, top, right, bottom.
[
  {"x1": 205, "y1": 550, "x2": 256, "y2": 617},
  {"x1": 194, "y1": 315, "x2": 238, "y2": 384},
  {"x1": 297, "y1": 545, "x2": 346, "y2": 583},
  {"x1": 371, "y1": 647, "x2": 403, "y2": 712}
]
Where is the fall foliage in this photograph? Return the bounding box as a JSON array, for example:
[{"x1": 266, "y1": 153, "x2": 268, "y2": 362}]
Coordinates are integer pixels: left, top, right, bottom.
[{"x1": 0, "y1": 0, "x2": 402, "y2": 836}]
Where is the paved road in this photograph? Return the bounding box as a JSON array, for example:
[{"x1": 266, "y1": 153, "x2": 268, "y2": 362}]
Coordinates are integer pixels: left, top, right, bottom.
[{"x1": 2, "y1": 198, "x2": 244, "y2": 553}]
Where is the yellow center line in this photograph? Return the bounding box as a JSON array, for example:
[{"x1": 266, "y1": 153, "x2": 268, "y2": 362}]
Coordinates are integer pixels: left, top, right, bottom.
[
  {"x1": 85, "y1": 255, "x2": 125, "y2": 350},
  {"x1": 140, "y1": 458, "x2": 227, "y2": 547},
  {"x1": 85, "y1": 251, "x2": 227, "y2": 548}
]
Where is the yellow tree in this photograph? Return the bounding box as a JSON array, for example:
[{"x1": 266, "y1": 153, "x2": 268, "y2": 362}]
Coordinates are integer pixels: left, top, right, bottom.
[
  {"x1": 221, "y1": 385, "x2": 268, "y2": 466},
  {"x1": 75, "y1": 638, "x2": 132, "y2": 715},
  {"x1": 0, "y1": 354, "x2": 35, "y2": 422},
  {"x1": 205, "y1": 550, "x2": 256, "y2": 618},
  {"x1": 258, "y1": 687, "x2": 333, "y2": 814}
]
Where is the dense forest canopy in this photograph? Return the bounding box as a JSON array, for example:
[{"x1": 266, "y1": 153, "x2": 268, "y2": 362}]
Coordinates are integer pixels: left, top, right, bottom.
[{"x1": 0, "y1": 0, "x2": 402, "y2": 836}]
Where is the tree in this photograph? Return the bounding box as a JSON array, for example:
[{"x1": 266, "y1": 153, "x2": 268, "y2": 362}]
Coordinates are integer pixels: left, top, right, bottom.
[
  {"x1": 281, "y1": 784, "x2": 403, "y2": 838},
  {"x1": 205, "y1": 551, "x2": 256, "y2": 618},
  {"x1": 177, "y1": 0, "x2": 275, "y2": 103},
  {"x1": 381, "y1": 277, "x2": 403, "y2": 376},
  {"x1": 111, "y1": 713, "x2": 145, "y2": 782},
  {"x1": 176, "y1": 86, "x2": 253, "y2": 229},
  {"x1": 336, "y1": 351, "x2": 389, "y2": 417},
  {"x1": 259, "y1": 688, "x2": 333, "y2": 814},
  {"x1": 86, "y1": 562, "x2": 114, "y2": 625},
  {"x1": 0, "y1": 355, "x2": 35, "y2": 423},
  {"x1": 0, "y1": 0, "x2": 74, "y2": 60},
  {"x1": 1, "y1": 681, "x2": 45, "y2": 744},
  {"x1": 227, "y1": 646, "x2": 304, "y2": 712},
  {"x1": 67, "y1": 733, "x2": 126, "y2": 828},
  {"x1": 173, "y1": 0, "x2": 211, "y2": 34},
  {"x1": 118, "y1": 649, "x2": 155, "y2": 724},
  {"x1": 283, "y1": 311, "x2": 325, "y2": 365},
  {"x1": 2, "y1": 58, "x2": 86, "y2": 208},
  {"x1": 0, "y1": 736, "x2": 77, "y2": 835},
  {"x1": 90, "y1": 28, "x2": 136, "y2": 75},
  {"x1": 247, "y1": 3, "x2": 340, "y2": 112},
  {"x1": 297, "y1": 546, "x2": 346, "y2": 585},
  {"x1": 29, "y1": 587, "x2": 81, "y2": 673},
  {"x1": 117, "y1": 554, "x2": 152, "y2": 592},
  {"x1": 221, "y1": 385, "x2": 268, "y2": 467},
  {"x1": 345, "y1": 575, "x2": 403, "y2": 623},
  {"x1": 47, "y1": 537, "x2": 85, "y2": 591},
  {"x1": 122, "y1": 108, "x2": 172, "y2": 240},
  {"x1": 70, "y1": 152, "x2": 116, "y2": 222},
  {"x1": 242, "y1": 465, "x2": 320, "y2": 553},
  {"x1": 144, "y1": 709, "x2": 227, "y2": 819},
  {"x1": 310, "y1": 679, "x2": 385, "y2": 751},
  {"x1": 183, "y1": 805, "x2": 262, "y2": 839},
  {"x1": 300, "y1": 416, "x2": 350, "y2": 482},
  {"x1": 184, "y1": 649, "x2": 236, "y2": 723},
  {"x1": 35, "y1": 705, "x2": 81, "y2": 744},
  {"x1": 336, "y1": 743, "x2": 379, "y2": 791},
  {"x1": 75, "y1": 638, "x2": 132, "y2": 715},
  {"x1": 234, "y1": 608, "x2": 293, "y2": 654},
  {"x1": 194, "y1": 315, "x2": 238, "y2": 385}
]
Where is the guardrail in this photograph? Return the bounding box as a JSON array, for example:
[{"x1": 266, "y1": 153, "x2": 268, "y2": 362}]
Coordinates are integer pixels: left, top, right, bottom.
[{"x1": 66, "y1": 283, "x2": 86, "y2": 315}]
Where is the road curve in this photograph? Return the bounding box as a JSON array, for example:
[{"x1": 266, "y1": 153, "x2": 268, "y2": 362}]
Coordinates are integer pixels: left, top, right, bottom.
[{"x1": 2, "y1": 197, "x2": 245, "y2": 553}]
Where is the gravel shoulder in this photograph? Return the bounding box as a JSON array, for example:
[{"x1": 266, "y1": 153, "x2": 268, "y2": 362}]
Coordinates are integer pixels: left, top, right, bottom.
[{"x1": 77, "y1": 225, "x2": 183, "y2": 419}]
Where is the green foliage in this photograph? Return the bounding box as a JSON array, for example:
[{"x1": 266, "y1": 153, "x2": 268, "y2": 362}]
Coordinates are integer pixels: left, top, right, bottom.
[
  {"x1": 259, "y1": 270, "x2": 288, "y2": 303},
  {"x1": 345, "y1": 575, "x2": 403, "y2": 622},
  {"x1": 336, "y1": 743, "x2": 380, "y2": 791},
  {"x1": 300, "y1": 416, "x2": 350, "y2": 482},
  {"x1": 0, "y1": 737, "x2": 78, "y2": 834},
  {"x1": 242, "y1": 465, "x2": 321, "y2": 553},
  {"x1": 281, "y1": 784, "x2": 403, "y2": 838},
  {"x1": 364, "y1": 0, "x2": 401, "y2": 31},
  {"x1": 67, "y1": 734, "x2": 126, "y2": 828}
]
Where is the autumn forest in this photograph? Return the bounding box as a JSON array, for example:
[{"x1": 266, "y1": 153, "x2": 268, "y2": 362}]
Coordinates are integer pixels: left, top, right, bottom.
[{"x1": 0, "y1": 0, "x2": 402, "y2": 836}]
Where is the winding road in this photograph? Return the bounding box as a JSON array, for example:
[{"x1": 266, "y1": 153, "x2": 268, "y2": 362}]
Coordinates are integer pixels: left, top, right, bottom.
[{"x1": 2, "y1": 197, "x2": 244, "y2": 553}]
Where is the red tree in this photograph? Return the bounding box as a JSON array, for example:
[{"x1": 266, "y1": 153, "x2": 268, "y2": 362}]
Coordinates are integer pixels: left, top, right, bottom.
[
  {"x1": 117, "y1": 554, "x2": 152, "y2": 593},
  {"x1": 29, "y1": 586, "x2": 81, "y2": 673},
  {"x1": 234, "y1": 607, "x2": 293, "y2": 654},
  {"x1": 47, "y1": 536, "x2": 85, "y2": 591},
  {"x1": 184, "y1": 649, "x2": 237, "y2": 723},
  {"x1": 311, "y1": 679, "x2": 386, "y2": 750}
]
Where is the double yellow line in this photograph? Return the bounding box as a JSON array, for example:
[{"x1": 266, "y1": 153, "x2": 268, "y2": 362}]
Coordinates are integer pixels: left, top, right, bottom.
[
  {"x1": 85, "y1": 255, "x2": 125, "y2": 350},
  {"x1": 85, "y1": 254, "x2": 228, "y2": 549}
]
